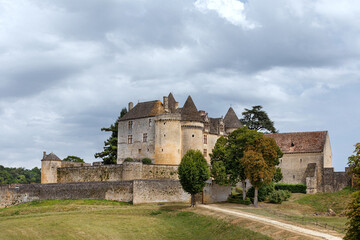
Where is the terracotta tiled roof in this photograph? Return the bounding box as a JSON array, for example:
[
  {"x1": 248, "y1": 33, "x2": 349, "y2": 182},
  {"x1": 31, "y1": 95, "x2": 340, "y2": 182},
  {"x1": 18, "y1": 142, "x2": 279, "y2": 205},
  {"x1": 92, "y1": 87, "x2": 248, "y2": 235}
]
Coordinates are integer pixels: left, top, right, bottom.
[
  {"x1": 224, "y1": 107, "x2": 242, "y2": 129},
  {"x1": 266, "y1": 131, "x2": 328, "y2": 154},
  {"x1": 43, "y1": 152, "x2": 61, "y2": 161},
  {"x1": 120, "y1": 100, "x2": 164, "y2": 121},
  {"x1": 181, "y1": 96, "x2": 202, "y2": 121}
]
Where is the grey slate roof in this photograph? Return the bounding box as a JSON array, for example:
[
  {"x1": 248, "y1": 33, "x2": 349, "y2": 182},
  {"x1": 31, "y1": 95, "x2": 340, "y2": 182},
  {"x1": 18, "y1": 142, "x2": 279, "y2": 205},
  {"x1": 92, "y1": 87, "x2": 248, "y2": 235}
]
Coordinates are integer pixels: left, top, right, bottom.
[
  {"x1": 224, "y1": 107, "x2": 242, "y2": 129},
  {"x1": 181, "y1": 96, "x2": 202, "y2": 121},
  {"x1": 43, "y1": 152, "x2": 61, "y2": 161},
  {"x1": 120, "y1": 100, "x2": 164, "y2": 121},
  {"x1": 168, "y1": 93, "x2": 177, "y2": 113},
  {"x1": 209, "y1": 118, "x2": 221, "y2": 134}
]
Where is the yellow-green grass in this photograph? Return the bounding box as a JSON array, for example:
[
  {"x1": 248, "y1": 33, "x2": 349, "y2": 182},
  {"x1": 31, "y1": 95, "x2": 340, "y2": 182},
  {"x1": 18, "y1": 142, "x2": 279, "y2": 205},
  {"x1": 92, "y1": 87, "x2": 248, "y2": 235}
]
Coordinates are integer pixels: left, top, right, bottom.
[{"x1": 0, "y1": 199, "x2": 272, "y2": 240}]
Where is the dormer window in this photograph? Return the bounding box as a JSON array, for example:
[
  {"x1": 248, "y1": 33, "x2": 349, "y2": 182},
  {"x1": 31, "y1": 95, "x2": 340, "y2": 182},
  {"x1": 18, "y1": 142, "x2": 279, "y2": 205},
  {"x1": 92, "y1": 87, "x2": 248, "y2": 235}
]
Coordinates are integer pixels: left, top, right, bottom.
[{"x1": 291, "y1": 142, "x2": 295, "y2": 147}]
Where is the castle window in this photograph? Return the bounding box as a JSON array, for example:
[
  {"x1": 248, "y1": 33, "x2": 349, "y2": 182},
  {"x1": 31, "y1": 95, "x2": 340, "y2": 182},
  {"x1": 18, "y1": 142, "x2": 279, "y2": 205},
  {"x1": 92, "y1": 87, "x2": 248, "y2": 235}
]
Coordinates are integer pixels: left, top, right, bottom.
[
  {"x1": 192, "y1": 134, "x2": 195, "y2": 137},
  {"x1": 149, "y1": 119, "x2": 152, "y2": 127},
  {"x1": 128, "y1": 135, "x2": 133, "y2": 144},
  {"x1": 138, "y1": 149, "x2": 141, "y2": 153},
  {"x1": 203, "y1": 149, "x2": 207, "y2": 157},
  {"x1": 128, "y1": 121, "x2": 133, "y2": 130},
  {"x1": 203, "y1": 135, "x2": 207, "y2": 144},
  {"x1": 293, "y1": 175, "x2": 295, "y2": 179},
  {"x1": 291, "y1": 142, "x2": 295, "y2": 147},
  {"x1": 300, "y1": 158, "x2": 302, "y2": 163},
  {"x1": 143, "y1": 133, "x2": 147, "y2": 142}
]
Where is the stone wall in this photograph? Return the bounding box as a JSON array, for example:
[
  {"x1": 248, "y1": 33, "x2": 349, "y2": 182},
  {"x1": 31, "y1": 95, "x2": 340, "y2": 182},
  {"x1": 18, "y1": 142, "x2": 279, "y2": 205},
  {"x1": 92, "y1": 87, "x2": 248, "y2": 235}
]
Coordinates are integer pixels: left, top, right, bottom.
[
  {"x1": 57, "y1": 162, "x2": 178, "y2": 183},
  {"x1": 0, "y1": 181, "x2": 133, "y2": 208},
  {"x1": 323, "y1": 167, "x2": 351, "y2": 192},
  {"x1": 0, "y1": 180, "x2": 230, "y2": 208}
]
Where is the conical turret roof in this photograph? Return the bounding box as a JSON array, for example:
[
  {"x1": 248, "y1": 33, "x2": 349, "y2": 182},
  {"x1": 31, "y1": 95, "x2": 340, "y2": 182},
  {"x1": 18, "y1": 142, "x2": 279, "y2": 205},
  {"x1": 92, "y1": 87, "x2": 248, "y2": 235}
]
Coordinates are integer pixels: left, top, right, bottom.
[
  {"x1": 224, "y1": 107, "x2": 242, "y2": 129},
  {"x1": 181, "y1": 96, "x2": 202, "y2": 121},
  {"x1": 168, "y1": 92, "x2": 177, "y2": 113}
]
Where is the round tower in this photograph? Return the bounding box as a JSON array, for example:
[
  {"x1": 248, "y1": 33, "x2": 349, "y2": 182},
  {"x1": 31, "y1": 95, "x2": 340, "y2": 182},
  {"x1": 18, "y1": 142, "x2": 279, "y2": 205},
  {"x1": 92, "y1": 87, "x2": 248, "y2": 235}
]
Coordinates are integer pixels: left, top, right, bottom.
[{"x1": 41, "y1": 151, "x2": 62, "y2": 184}]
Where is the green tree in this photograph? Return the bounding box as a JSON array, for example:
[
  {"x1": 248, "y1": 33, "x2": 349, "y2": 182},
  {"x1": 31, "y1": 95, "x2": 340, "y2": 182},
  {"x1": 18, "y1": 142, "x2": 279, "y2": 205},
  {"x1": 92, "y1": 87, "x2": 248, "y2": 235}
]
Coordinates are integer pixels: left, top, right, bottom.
[
  {"x1": 95, "y1": 108, "x2": 127, "y2": 165},
  {"x1": 240, "y1": 105, "x2": 277, "y2": 133},
  {"x1": 345, "y1": 191, "x2": 360, "y2": 240},
  {"x1": 348, "y1": 143, "x2": 360, "y2": 188},
  {"x1": 242, "y1": 136, "x2": 282, "y2": 207},
  {"x1": 273, "y1": 167, "x2": 283, "y2": 183},
  {"x1": 178, "y1": 150, "x2": 210, "y2": 207},
  {"x1": 63, "y1": 156, "x2": 84, "y2": 163}
]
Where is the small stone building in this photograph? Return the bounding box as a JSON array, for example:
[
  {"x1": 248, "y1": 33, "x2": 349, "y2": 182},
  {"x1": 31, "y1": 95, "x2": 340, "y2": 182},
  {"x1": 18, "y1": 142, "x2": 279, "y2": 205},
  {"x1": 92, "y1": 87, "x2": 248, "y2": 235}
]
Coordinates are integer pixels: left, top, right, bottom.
[{"x1": 117, "y1": 93, "x2": 242, "y2": 165}]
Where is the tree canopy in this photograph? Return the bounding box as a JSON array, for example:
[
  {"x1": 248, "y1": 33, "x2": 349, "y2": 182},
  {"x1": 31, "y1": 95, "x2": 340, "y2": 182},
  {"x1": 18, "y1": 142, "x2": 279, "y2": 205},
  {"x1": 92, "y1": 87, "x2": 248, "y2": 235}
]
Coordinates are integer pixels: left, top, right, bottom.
[
  {"x1": 348, "y1": 143, "x2": 360, "y2": 188},
  {"x1": 0, "y1": 165, "x2": 41, "y2": 184},
  {"x1": 178, "y1": 149, "x2": 210, "y2": 207},
  {"x1": 63, "y1": 156, "x2": 84, "y2": 163},
  {"x1": 95, "y1": 108, "x2": 127, "y2": 165},
  {"x1": 240, "y1": 105, "x2": 277, "y2": 133}
]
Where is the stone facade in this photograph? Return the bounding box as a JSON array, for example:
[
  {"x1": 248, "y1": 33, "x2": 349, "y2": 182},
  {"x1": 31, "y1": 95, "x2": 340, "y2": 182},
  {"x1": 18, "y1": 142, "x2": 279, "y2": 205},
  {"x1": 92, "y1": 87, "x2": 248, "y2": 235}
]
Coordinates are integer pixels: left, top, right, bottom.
[{"x1": 117, "y1": 93, "x2": 243, "y2": 165}]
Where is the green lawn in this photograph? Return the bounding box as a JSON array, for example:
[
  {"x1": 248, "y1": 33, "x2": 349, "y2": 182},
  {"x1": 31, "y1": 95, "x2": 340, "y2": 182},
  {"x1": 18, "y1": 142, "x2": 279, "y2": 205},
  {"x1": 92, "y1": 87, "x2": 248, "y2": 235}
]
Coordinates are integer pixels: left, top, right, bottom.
[{"x1": 0, "y1": 199, "x2": 272, "y2": 240}]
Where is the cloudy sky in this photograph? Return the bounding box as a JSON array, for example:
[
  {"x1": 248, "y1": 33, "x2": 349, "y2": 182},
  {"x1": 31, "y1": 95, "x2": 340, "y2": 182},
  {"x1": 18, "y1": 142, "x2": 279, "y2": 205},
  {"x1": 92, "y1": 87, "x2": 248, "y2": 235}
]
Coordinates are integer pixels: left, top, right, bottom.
[{"x1": 0, "y1": 0, "x2": 359, "y2": 171}]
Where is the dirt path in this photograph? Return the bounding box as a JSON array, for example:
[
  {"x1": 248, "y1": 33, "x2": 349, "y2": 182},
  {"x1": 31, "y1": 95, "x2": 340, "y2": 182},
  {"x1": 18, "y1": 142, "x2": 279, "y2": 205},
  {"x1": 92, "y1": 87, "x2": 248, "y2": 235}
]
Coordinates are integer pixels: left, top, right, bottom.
[{"x1": 198, "y1": 204, "x2": 342, "y2": 240}]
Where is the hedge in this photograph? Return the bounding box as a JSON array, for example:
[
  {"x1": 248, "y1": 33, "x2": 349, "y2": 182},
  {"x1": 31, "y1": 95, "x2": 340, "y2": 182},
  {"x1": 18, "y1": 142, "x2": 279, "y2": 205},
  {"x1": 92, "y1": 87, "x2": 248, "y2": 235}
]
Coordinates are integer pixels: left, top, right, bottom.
[
  {"x1": 275, "y1": 183, "x2": 307, "y2": 193},
  {"x1": 227, "y1": 196, "x2": 251, "y2": 205}
]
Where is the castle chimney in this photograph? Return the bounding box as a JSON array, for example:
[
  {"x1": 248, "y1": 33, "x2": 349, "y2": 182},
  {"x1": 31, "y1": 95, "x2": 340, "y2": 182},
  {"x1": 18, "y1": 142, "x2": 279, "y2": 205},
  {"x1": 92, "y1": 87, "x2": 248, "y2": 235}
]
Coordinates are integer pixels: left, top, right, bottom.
[
  {"x1": 128, "y1": 102, "x2": 133, "y2": 111},
  {"x1": 199, "y1": 110, "x2": 206, "y2": 116},
  {"x1": 175, "y1": 102, "x2": 179, "y2": 109},
  {"x1": 43, "y1": 151, "x2": 46, "y2": 159},
  {"x1": 163, "y1": 96, "x2": 169, "y2": 113}
]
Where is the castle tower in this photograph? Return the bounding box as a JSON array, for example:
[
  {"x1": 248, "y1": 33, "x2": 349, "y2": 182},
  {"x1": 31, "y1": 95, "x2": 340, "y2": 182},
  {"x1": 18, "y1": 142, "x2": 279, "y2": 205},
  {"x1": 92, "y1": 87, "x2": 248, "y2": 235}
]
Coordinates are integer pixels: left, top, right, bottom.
[
  {"x1": 180, "y1": 96, "x2": 204, "y2": 159},
  {"x1": 41, "y1": 152, "x2": 62, "y2": 184},
  {"x1": 224, "y1": 107, "x2": 243, "y2": 134}
]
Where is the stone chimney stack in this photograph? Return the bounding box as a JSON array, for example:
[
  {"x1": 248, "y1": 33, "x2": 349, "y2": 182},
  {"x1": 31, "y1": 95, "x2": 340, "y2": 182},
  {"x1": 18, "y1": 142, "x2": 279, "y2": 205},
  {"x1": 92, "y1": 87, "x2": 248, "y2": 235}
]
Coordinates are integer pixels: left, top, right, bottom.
[
  {"x1": 128, "y1": 102, "x2": 133, "y2": 111},
  {"x1": 163, "y1": 96, "x2": 169, "y2": 113},
  {"x1": 43, "y1": 151, "x2": 46, "y2": 159},
  {"x1": 175, "y1": 102, "x2": 179, "y2": 109}
]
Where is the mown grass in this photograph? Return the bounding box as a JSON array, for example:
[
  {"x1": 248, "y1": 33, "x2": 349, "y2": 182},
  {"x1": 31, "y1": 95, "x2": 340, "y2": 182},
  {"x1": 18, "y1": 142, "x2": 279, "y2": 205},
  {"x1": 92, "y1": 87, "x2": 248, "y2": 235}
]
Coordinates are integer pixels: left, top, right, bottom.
[
  {"x1": 296, "y1": 187, "x2": 354, "y2": 213},
  {"x1": 0, "y1": 199, "x2": 272, "y2": 240}
]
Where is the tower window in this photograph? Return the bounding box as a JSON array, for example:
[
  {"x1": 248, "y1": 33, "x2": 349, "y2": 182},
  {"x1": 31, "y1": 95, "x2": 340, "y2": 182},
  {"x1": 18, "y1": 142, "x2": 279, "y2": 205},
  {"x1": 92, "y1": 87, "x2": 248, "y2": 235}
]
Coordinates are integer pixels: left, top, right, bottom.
[
  {"x1": 192, "y1": 134, "x2": 195, "y2": 137},
  {"x1": 128, "y1": 121, "x2": 133, "y2": 130},
  {"x1": 128, "y1": 135, "x2": 133, "y2": 144},
  {"x1": 203, "y1": 149, "x2": 207, "y2": 157},
  {"x1": 203, "y1": 135, "x2": 207, "y2": 144},
  {"x1": 149, "y1": 119, "x2": 152, "y2": 127},
  {"x1": 143, "y1": 133, "x2": 147, "y2": 142}
]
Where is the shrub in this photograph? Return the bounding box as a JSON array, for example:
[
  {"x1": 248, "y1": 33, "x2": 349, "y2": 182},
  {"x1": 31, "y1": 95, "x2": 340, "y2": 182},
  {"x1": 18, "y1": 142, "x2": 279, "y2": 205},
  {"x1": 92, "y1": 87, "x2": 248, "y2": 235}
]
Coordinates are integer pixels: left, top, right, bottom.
[
  {"x1": 228, "y1": 196, "x2": 251, "y2": 205},
  {"x1": 268, "y1": 190, "x2": 291, "y2": 204},
  {"x1": 142, "y1": 158, "x2": 152, "y2": 164},
  {"x1": 247, "y1": 182, "x2": 275, "y2": 202},
  {"x1": 275, "y1": 183, "x2": 307, "y2": 193},
  {"x1": 123, "y1": 157, "x2": 134, "y2": 162}
]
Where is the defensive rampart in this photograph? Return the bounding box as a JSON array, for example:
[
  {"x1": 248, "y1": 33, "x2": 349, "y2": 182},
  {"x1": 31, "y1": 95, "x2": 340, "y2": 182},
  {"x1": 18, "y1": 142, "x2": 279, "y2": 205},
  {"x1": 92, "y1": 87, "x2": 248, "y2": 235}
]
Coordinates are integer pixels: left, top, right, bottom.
[{"x1": 0, "y1": 179, "x2": 230, "y2": 208}]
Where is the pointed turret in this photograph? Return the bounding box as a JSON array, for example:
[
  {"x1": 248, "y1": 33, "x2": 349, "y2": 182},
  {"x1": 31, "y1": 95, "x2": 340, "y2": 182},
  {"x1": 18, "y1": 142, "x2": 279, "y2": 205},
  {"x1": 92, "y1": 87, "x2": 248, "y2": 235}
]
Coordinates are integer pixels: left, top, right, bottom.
[
  {"x1": 224, "y1": 107, "x2": 242, "y2": 131},
  {"x1": 168, "y1": 92, "x2": 177, "y2": 113},
  {"x1": 181, "y1": 96, "x2": 202, "y2": 121}
]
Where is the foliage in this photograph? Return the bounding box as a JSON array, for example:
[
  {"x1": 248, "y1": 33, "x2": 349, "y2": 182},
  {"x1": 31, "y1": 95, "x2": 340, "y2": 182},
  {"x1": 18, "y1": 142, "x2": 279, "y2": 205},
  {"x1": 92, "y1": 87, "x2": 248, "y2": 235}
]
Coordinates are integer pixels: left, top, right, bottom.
[
  {"x1": 268, "y1": 190, "x2": 291, "y2": 204},
  {"x1": 348, "y1": 143, "x2": 360, "y2": 188},
  {"x1": 240, "y1": 105, "x2": 277, "y2": 133},
  {"x1": 273, "y1": 167, "x2": 283, "y2": 183},
  {"x1": 0, "y1": 165, "x2": 41, "y2": 184},
  {"x1": 95, "y1": 107, "x2": 127, "y2": 165},
  {"x1": 227, "y1": 195, "x2": 252, "y2": 205},
  {"x1": 275, "y1": 183, "x2": 307, "y2": 193},
  {"x1": 124, "y1": 157, "x2": 134, "y2": 162},
  {"x1": 142, "y1": 158, "x2": 152, "y2": 164},
  {"x1": 345, "y1": 191, "x2": 360, "y2": 240},
  {"x1": 178, "y1": 150, "x2": 210, "y2": 207},
  {"x1": 246, "y1": 183, "x2": 275, "y2": 202},
  {"x1": 63, "y1": 156, "x2": 84, "y2": 163}
]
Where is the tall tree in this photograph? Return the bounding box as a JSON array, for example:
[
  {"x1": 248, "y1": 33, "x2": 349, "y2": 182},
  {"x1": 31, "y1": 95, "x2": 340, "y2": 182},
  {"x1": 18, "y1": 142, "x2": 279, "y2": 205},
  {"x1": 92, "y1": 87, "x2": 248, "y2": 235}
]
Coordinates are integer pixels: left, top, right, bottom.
[
  {"x1": 95, "y1": 108, "x2": 127, "y2": 165},
  {"x1": 178, "y1": 150, "x2": 210, "y2": 207},
  {"x1": 242, "y1": 136, "x2": 282, "y2": 207},
  {"x1": 348, "y1": 143, "x2": 360, "y2": 188},
  {"x1": 63, "y1": 156, "x2": 84, "y2": 163},
  {"x1": 240, "y1": 105, "x2": 277, "y2": 133}
]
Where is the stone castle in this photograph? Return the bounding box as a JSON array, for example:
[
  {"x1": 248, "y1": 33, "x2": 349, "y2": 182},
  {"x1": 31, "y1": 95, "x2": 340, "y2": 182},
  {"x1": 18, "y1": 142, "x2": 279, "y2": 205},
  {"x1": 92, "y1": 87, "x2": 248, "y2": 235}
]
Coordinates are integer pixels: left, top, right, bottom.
[{"x1": 0, "y1": 93, "x2": 351, "y2": 208}]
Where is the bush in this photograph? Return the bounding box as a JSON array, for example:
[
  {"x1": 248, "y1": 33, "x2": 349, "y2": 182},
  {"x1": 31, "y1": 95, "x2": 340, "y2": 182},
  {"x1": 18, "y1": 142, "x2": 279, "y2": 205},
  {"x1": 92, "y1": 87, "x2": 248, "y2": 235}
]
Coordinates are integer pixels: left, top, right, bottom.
[
  {"x1": 247, "y1": 182, "x2": 275, "y2": 202},
  {"x1": 142, "y1": 158, "x2": 152, "y2": 164},
  {"x1": 228, "y1": 196, "x2": 251, "y2": 205},
  {"x1": 268, "y1": 190, "x2": 291, "y2": 204},
  {"x1": 123, "y1": 157, "x2": 134, "y2": 162},
  {"x1": 275, "y1": 183, "x2": 307, "y2": 193}
]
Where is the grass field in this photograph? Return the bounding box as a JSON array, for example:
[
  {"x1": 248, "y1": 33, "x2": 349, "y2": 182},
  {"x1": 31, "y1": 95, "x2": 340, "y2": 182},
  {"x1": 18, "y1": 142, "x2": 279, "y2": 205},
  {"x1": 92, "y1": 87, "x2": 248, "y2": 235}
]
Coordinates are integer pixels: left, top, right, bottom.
[
  {"x1": 232, "y1": 188, "x2": 353, "y2": 233},
  {"x1": 0, "y1": 199, "x2": 272, "y2": 240}
]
